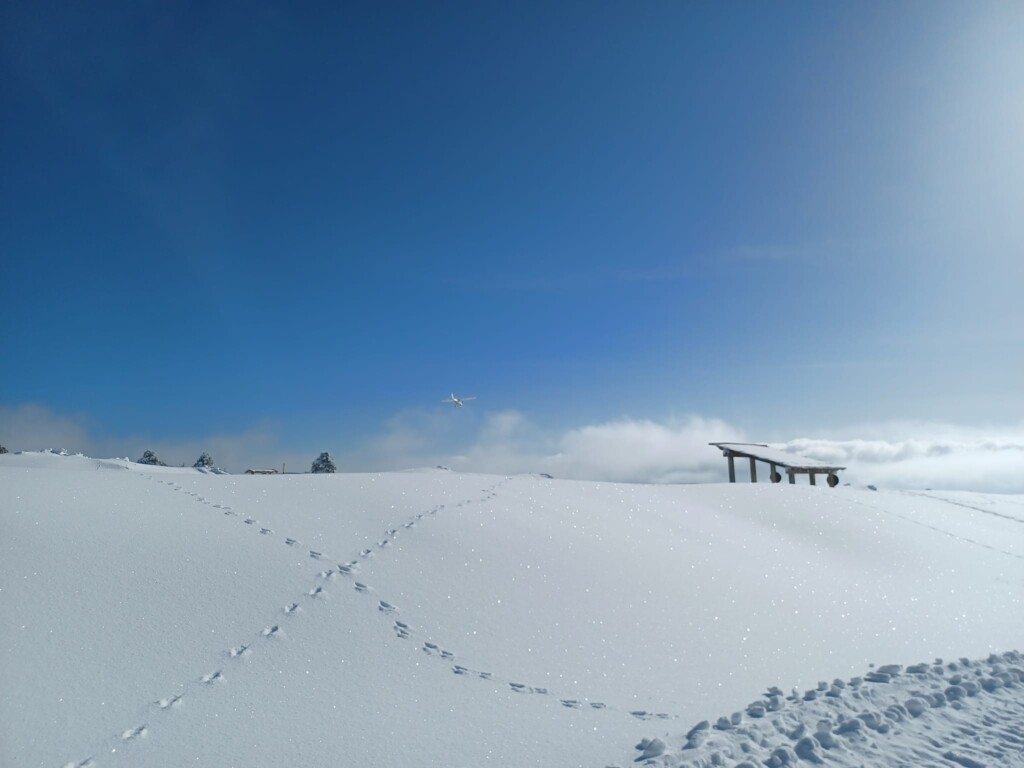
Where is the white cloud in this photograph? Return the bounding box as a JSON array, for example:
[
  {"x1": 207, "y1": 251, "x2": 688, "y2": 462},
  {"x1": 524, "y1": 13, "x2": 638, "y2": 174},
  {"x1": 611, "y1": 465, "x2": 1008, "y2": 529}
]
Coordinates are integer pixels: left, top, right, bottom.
[
  {"x1": 777, "y1": 431, "x2": 1024, "y2": 493},
  {"x1": 0, "y1": 403, "x2": 92, "y2": 452},
  {"x1": 546, "y1": 417, "x2": 746, "y2": 483},
  {"x1": 345, "y1": 408, "x2": 467, "y2": 471},
  {"x1": 4, "y1": 403, "x2": 1022, "y2": 492},
  {"x1": 366, "y1": 412, "x2": 749, "y2": 484},
  {"x1": 368, "y1": 413, "x2": 1024, "y2": 492}
]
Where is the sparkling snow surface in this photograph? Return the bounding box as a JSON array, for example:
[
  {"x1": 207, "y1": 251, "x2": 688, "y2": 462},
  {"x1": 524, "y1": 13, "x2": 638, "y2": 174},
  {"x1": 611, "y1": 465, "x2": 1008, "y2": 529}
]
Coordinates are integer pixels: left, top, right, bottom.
[{"x1": 1, "y1": 452, "x2": 1022, "y2": 767}]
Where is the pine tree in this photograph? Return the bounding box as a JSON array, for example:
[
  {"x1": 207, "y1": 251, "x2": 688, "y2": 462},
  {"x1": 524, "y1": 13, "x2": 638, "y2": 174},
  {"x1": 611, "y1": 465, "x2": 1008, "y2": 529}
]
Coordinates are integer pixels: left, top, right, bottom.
[
  {"x1": 0, "y1": 444, "x2": 8, "y2": 454},
  {"x1": 311, "y1": 452, "x2": 336, "y2": 474},
  {"x1": 194, "y1": 452, "x2": 215, "y2": 469},
  {"x1": 137, "y1": 449, "x2": 167, "y2": 466}
]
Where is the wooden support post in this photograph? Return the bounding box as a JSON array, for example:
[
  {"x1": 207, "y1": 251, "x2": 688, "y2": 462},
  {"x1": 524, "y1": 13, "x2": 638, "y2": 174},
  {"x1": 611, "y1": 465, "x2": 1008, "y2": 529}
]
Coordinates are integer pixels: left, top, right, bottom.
[
  {"x1": 770, "y1": 462, "x2": 779, "y2": 483},
  {"x1": 727, "y1": 452, "x2": 736, "y2": 483},
  {"x1": 788, "y1": 470, "x2": 795, "y2": 485},
  {"x1": 809, "y1": 472, "x2": 816, "y2": 486},
  {"x1": 749, "y1": 457, "x2": 757, "y2": 483}
]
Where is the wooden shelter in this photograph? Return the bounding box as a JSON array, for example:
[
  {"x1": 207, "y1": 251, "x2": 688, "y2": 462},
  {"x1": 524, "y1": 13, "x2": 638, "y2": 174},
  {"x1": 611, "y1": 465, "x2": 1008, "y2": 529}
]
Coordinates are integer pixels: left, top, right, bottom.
[{"x1": 709, "y1": 442, "x2": 845, "y2": 487}]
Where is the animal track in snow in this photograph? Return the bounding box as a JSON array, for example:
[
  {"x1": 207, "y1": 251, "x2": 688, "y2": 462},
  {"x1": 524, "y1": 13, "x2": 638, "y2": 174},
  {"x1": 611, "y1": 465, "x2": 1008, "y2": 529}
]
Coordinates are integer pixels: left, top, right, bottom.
[
  {"x1": 630, "y1": 710, "x2": 658, "y2": 720},
  {"x1": 113, "y1": 483, "x2": 534, "y2": 760},
  {"x1": 109, "y1": 474, "x2": 473, "y2": 761},
  {"x1": 121, "y1": 724, "x2": 147, "y2": 741},
  {"x1": 304, "y1": 482, "x2": 594, "y2": 713},
  {"x1": 157, "y1": 694, "x2": 183, "y2": 710},
  {"x1": 420, "y1": 642, "x2": 455, "y2": 661}
]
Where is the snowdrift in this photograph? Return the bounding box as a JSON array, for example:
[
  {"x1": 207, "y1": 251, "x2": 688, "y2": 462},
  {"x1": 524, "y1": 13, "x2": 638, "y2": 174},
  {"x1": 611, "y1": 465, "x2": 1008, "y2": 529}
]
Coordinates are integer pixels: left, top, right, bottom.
[{"x1": 1, "y1": 452, "x2": 1022, "y2": 767}]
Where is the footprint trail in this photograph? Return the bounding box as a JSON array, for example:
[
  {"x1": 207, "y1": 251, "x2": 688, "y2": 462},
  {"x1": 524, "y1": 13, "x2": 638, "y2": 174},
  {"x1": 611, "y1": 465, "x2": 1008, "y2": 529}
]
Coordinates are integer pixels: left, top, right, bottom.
[{"x1": 66, "y1": 476, "x2": 652, "y2": 768}]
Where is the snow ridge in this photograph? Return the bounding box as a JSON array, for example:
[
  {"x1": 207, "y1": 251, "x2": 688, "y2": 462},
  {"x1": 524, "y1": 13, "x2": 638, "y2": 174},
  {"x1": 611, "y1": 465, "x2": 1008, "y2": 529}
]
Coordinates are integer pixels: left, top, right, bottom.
[{"x1": 633, "y1": 652, "x2": 1024, "y2": 768}]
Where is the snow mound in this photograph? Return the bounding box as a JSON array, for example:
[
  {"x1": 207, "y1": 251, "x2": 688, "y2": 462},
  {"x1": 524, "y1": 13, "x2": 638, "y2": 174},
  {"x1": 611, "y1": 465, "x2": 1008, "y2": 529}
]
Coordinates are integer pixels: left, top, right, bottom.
[{"x1": 634, "y1": 651, "x2": 1024, "y2": 767}]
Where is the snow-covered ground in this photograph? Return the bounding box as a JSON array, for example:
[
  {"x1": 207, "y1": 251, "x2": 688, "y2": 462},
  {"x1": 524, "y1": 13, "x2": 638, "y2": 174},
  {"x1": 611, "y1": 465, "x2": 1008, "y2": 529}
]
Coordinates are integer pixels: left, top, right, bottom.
[{"x1": 1, "y1": 451, "x2": 1022, "y2": 767}]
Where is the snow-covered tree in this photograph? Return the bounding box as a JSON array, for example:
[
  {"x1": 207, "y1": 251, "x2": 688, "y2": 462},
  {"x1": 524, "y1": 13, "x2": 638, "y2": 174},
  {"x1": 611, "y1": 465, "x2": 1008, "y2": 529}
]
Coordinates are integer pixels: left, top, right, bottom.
[
  {"x1": 194, "y1": 452, "x2": 215, "y2": 469},
  {"x1": 0, "y1": 444, "x2": 8, "y2": 454},
  {"x1": 311, "y1": 452, "x2": 336, "y2": 474},
  {"x1": 137, "y1": 450, "x2": 167, "y2": 466}
]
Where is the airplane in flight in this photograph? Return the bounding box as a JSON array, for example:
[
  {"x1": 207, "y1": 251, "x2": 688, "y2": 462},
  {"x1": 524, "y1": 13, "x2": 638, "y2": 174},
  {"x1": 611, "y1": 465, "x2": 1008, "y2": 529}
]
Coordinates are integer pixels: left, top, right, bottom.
[{"x1": 443, "y1": 393, "x2": 476, "y2": 407}]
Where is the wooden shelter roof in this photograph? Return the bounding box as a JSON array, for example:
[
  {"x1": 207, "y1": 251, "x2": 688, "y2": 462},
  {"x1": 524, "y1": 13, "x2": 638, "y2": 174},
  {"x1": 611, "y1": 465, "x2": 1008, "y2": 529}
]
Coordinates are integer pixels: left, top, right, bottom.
[{"x1": 709, "y1": 443, "x2": 846, "y2": 472}]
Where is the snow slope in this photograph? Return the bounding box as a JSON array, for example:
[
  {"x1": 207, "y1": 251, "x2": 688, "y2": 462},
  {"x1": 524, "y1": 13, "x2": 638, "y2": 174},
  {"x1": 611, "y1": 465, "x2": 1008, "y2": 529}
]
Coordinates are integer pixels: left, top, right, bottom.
[{"x1": 1, "y1": 452, "x2": 1022, "y2": 767}]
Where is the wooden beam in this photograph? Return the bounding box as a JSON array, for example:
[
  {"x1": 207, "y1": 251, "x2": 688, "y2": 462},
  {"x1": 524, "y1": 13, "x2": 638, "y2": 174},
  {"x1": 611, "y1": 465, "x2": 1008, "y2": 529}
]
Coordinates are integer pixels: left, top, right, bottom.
[
  {"x1": 809, "y1": 472, "x2": 816, "y2": 486},
  {"x1": 788, "y1": 469, "x2": 795, "y2": 485},
  {"x1": 727, "y1": 452, "x2": 736, "y2": 483},
  {"x1": 749, "y1": 457, "x2": 757, "y2": 483},
  {"x1": 710, "y1": 443, "x2": 845, "y2": 477}
]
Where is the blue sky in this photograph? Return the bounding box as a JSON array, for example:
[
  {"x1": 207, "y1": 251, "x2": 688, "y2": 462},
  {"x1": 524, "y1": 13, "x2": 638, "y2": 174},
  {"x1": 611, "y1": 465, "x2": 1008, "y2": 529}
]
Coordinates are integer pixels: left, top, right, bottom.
[{"x1": 2, "y1": 1, "x2": 1022, "y2": 480}]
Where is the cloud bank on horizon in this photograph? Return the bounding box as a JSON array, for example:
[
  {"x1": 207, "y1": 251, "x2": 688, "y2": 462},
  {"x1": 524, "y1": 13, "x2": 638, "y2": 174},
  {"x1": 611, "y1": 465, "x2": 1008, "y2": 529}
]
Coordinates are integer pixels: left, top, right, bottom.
[{"x1": 2, "y1": 403, "x2": 1022, "y2": 493}]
